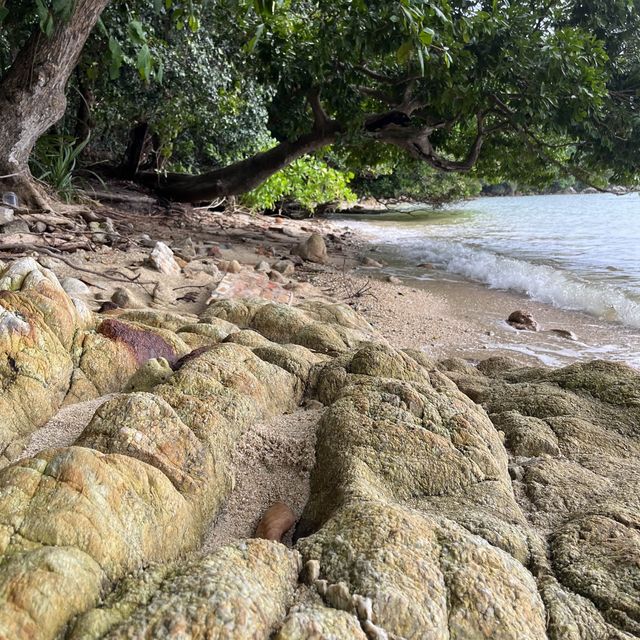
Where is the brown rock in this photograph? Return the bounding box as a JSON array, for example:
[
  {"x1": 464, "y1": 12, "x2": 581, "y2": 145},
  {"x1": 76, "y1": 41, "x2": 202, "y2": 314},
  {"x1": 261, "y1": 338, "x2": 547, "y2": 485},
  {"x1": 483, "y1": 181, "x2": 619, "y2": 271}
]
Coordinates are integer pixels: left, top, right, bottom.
[
  {"x1": 255, "y1": 502, "x2": 296, "y2": 541},
  {"x1": 507, "y1": 310, "x2": 540, "y2": 331},
  {"x1": 291, "y1": 234, "x2": 327, "y2": 264}
]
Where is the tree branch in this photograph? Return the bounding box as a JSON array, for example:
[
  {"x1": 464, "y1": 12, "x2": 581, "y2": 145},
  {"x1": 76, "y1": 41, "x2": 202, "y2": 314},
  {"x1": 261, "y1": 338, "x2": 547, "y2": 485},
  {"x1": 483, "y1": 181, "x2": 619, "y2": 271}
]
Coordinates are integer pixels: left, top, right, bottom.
[{"x1": 308, "y1": 87, "x2": 331, "y2": 132}]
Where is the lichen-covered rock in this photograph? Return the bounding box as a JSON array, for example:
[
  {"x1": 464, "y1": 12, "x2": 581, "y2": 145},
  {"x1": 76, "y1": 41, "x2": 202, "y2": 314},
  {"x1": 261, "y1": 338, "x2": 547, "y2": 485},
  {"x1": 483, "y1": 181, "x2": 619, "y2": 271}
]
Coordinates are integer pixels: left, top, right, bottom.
[
  {"x1": 205, "y1": 298, "x2": 381, "y2": 354},
  {"x1": 72, "y1": 541, "x2": 301, "y2": 639},
  {"x1": 440, "y1": 356, "x2": 640, "y2": 637}
]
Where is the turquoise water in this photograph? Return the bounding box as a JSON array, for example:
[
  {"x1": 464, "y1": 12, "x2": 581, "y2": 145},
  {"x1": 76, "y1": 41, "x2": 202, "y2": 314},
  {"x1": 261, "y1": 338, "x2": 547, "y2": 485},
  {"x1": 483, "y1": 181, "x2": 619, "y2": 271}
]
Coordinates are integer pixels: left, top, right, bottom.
[{"x1": 338, "y1": 193, "x2": 640, "y2": 328}]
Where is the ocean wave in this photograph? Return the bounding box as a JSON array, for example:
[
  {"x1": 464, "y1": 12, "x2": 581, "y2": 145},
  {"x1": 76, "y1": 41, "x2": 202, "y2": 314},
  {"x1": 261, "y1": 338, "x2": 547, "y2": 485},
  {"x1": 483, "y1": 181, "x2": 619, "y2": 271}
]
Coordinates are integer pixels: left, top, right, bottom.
[{"x1": 353, "y1": 222, "x2": 640, "y2": 328}]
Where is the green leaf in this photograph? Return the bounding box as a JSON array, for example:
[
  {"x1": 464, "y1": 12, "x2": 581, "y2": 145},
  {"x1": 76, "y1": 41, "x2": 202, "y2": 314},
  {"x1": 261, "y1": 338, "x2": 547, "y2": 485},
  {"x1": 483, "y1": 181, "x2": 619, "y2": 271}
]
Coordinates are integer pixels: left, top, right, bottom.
[
  {"x1": 396, "y1": 39, "x2": 413, "y2": 63},
  {"x1": 128, "y1": 20, "x2": 146, "y2": 45},
  {"x1": 137, "y1": 44, "x2": 152, "y2": 81},
  {"x1": 108, "y1": 36, "x2": 124, "y2": 80},
  {"x1": 0, "y1": 7, "x2": 9, "y2": 24}
]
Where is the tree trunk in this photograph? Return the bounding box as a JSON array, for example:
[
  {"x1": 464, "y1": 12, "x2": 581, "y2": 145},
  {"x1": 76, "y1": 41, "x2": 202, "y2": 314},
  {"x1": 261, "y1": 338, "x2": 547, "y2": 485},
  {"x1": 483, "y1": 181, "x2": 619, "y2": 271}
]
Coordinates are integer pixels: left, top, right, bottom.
[
  {"x1": 0, "y1": 0, "x2": 111, "y2": 208},
  {"x1": 142, "y1": 125, "x2": 340, "y2": 203}
]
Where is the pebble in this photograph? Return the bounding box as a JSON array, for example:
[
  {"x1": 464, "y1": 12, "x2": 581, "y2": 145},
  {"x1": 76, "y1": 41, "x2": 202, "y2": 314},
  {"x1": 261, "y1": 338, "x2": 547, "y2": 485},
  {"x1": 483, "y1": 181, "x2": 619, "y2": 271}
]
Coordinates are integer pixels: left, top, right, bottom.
[
  {"x1": 386, "y1": 275, "x2": 402, "y2": 285},
  {"x1": 150, "y1": 242, "x2": 181, "y2": 276},
  {"x1": 111, "y1": 287, "x2": 146, "y2": 309},
  {"x1": 268, "y1": 270, "x2": 287, "y2": 284},
  {"x1": 362, "y1": 257, "x2": 383, "y2": 268}
]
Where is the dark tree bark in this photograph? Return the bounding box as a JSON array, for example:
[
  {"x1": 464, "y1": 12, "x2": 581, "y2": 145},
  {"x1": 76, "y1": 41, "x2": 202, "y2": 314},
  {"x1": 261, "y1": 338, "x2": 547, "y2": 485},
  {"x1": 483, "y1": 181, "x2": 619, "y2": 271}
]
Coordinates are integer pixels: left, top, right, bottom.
[
  {"x1": 121, "y1": 122, "x2": 150, "y2": 179},
  {"x1": 0, "y1": 0, "x2": 111, "y2": 208},
  {"x1": 142, "y1": 123, "x2": 341, "y2": 203}
]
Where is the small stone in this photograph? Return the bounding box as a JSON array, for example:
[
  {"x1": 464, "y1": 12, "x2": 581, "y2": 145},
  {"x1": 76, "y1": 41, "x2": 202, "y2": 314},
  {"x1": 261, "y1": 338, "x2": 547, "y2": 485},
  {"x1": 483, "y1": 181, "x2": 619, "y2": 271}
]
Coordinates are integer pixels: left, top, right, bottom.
[
  {"x1": 0, "y1": 207, "x2": 14, "y2": 226},
  {"x1": 268, "y1": 270, "x2": 287, "y2": 284},
  {"x1": 304, "y1": 399, "x2": 324, "y2": 411},
  {"x1": 362, "y1": 257, "x2": 383, "y2": 268},
  {"x1": 303, "y1": 559, "x2": 320, "y2": 585},
  {"x1": 138, "y1": 234, "x2": 156, "y2": 248},
  {"x1": 150, "y1": 242, "x2": 181, "y2": 276},
  {"x1": 111, "y1": 287, "x2": 145, "y2": 309},
  {"x1": 386, "y1": 275, "x2": 402, "y2": 285},
  {"x1": 326, "y1": 582, "x2": 351, "y2": 611},
  {"x1": 61, "y1": 277, "x2": 90, "y2": 297},
  {"x1": 291, "y1": 233, "x2": 327, "y2": 264},
  {"x1": 255, "y1": 260, "x2": 271, "y2": 273},
  {"x1": 222, "y1": 259, "x2": 242, "y2": 274},
  {"x1": 34, "y1": 221, "x2": 47, "y2": 233},
  {"x1": 273, "y1": 260, "x2": 296, "y2": 276},
  {"x1": 153, "y1": 282, "x2": 176, "y2": 305}
]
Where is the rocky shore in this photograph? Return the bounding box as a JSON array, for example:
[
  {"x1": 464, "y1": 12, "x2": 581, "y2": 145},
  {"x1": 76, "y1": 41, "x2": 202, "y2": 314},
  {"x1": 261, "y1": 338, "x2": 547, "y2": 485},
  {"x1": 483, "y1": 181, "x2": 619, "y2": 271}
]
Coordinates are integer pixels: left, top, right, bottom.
[{"x1": 0, "y1": 202, "x2": 639, "y2": 639}]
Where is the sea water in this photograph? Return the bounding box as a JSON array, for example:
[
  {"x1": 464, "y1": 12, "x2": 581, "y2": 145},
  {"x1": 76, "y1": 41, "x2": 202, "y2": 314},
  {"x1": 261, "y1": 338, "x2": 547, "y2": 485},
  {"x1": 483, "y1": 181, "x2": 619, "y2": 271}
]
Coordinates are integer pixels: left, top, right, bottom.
[
  {"x1": 335, "y1": 193, "x2": 640, "y2": 367},
  {"x1": 339, "y1": 193, "x2": 640, "y2": 327}
]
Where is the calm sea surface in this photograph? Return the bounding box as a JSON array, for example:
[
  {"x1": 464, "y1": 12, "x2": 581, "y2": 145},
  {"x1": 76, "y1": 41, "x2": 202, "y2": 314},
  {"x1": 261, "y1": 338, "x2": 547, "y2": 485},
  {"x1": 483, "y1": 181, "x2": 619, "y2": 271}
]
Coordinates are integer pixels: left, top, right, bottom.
[{"x1": 337, "y1": 193, "x2": 640, "y2": 329}]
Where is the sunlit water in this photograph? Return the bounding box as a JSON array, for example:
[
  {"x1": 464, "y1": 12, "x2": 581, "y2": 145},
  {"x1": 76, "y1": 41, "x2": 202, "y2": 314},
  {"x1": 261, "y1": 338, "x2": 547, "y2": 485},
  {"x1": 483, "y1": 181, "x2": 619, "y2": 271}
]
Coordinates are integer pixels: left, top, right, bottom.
[{"x1": 338, "y1": 193, "x2": 640, "y2": 327}]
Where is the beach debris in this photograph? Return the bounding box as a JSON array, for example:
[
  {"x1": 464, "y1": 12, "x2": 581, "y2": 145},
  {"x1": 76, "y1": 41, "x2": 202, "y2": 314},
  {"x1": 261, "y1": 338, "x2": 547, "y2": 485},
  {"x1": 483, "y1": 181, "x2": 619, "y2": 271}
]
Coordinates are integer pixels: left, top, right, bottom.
[
  {"x1": 507, "y1": 310, "x2": 540, "y2": 331},
  {"x1": 150, "y1": 241, "x2": 181, "y2": 276},
  {"x1": 291, "y1": 233, "x2": 327, "y2": 263}
]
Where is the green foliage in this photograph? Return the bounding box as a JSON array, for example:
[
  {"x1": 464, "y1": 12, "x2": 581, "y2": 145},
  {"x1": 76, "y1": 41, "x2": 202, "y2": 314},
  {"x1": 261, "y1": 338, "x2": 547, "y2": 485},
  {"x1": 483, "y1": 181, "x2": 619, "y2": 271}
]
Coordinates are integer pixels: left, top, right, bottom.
[
  {"x1": 242, "y1": 154, "x2": 356, "y2": 212},
  {"x1": 353, "y1": 155, "x2": 481, "y2": 208},
  {"x1": 30, "y1": 135, "x2": 91, "y2": 202}
]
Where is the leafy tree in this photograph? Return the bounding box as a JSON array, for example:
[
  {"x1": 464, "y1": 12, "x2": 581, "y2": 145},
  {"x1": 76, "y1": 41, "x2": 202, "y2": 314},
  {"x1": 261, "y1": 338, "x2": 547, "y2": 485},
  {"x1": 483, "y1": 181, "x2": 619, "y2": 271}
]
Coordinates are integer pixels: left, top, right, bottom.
[{"x1": 1, "y1": 0, "x2": 640, "y2": 207}]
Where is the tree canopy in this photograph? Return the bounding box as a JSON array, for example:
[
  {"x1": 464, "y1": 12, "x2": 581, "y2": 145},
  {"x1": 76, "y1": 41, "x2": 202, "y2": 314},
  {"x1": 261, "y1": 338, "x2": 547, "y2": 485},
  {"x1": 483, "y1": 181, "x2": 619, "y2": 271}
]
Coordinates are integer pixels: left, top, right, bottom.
[{"x1": 1, "y1": 0, "x2": 639, "y2": 208}]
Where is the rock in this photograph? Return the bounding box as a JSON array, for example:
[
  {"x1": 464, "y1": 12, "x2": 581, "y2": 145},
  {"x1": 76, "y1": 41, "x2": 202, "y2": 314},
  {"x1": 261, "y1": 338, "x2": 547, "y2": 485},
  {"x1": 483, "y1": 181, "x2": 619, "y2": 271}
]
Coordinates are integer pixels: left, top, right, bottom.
[
  {"x1": 255, "y1": 260, "x2": 271, "y2": 272},
  {"x1": 111, "y1": 286, "x2": 146, "y2": 309},
  {"x1": 255, "y1": 502, "x2": 296, "y2": 541},
  {"x1": 268, "y1": 269, "x2": 287, "y2": 284},
  {"x1": 291, "y1": 234, "x2": 327, "y2": 264},
  {"x1": 273, "y1": 259, "x2": 296, "y2": 276},
  {"x1": 60, "y1": 277, "x2": 91, "y2": 297},
  {"x1": 0, "y1": 219, "x2": 29, "y2": 234},
  {"x1": 362, "y1": 257, "x2": 383, "y2": 268},
  {"x1": 386, "y1": 275, "x2": 402, "y2": 285},
  {"x1": 581, "y1": 187, "x2": 599, "y2": 194},
  {"x1": 181, "y1": 237, "x2": 197, "y2": 259},
  {"x1": 549, "y1": 328, "x2": 578, "y2": 341},
  {"x1": 152, "y1": 282, "x2": 176, "y2": 305},
  {"x1": 221, "y1": 259, "x2": 242, "y2": 273},
  {"x1": 0, "y1": 207, "x2": 14, "y2": 226},
  {"x1": 124, "y1": 357, "x2": 174, "y2": 392},
  {"x1": 150, "y1": 242, "x2": 181, "y2": 276},
  {"x1": 34, "y1": 221, "x2": 47, "y2": 233},
  {"x1": 138, "y1": 233, "x2": 156, "y2": 248},
  {"x1": 507, "y1": 310, "x2": 540, "y2": 331}
]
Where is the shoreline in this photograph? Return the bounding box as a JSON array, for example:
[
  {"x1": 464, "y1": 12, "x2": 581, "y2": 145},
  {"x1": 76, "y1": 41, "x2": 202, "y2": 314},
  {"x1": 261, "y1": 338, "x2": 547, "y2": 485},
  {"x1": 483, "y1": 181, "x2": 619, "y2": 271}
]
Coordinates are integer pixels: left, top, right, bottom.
[{"x1": 3, "y1": 194, "x2": 637, "y2": 370}]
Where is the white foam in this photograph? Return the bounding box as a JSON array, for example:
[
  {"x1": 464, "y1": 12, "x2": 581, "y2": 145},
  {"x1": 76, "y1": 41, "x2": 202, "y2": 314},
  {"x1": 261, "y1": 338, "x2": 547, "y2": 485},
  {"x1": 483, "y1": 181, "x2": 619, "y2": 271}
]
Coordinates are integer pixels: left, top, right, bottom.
[{"x1": 350, "y1": 221, "x2": 640, "y2": 329}]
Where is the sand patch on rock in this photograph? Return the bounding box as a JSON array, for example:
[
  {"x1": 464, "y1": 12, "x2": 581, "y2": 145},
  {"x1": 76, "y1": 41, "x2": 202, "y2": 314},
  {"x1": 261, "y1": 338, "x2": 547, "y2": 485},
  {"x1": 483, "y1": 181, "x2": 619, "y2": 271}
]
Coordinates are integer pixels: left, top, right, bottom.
[
  {"x1": 19, "y1": 395, "x2": 119, "y2": 460},
  {"x1": 201, "y1": 407, "x2": 322, "y2": 553}
]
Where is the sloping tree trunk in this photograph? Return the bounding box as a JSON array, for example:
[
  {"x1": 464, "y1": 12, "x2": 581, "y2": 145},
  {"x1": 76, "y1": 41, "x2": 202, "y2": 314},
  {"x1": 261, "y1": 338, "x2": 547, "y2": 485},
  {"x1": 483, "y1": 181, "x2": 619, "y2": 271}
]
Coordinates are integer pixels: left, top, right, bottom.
[
  {"x1": 0, "y1": 0, "x2": 110, "y2": 208},
  {"x1": 144, "y1": 124, "x2": 341, "y2": 203}
]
